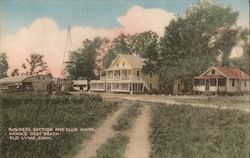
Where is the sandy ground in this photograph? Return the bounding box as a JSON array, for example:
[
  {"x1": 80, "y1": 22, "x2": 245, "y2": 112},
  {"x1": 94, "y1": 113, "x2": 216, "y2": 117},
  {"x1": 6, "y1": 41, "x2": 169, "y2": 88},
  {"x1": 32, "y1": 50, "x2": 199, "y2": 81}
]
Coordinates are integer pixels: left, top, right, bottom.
[
  {"x1": 74, "y1": 106, "x2": 127, "y2": 158},
  {"x1": 125, "y1": 105, "x2": 151, "y2": 158}
]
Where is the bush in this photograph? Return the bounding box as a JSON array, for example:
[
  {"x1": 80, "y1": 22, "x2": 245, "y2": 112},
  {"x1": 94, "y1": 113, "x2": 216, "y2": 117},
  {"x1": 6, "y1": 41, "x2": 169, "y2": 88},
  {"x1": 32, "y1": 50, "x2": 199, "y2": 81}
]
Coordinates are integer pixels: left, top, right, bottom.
[{"x1": 0, "y1": 93, "x2": 118, "y2": 158}]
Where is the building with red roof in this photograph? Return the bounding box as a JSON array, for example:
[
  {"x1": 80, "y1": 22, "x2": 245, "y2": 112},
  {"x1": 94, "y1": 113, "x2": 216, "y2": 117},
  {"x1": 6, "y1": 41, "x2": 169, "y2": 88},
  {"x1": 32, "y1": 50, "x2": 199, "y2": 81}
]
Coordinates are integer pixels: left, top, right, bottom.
[{"x1": 193, "y1": 66, "x2": 250, "y2": 94}]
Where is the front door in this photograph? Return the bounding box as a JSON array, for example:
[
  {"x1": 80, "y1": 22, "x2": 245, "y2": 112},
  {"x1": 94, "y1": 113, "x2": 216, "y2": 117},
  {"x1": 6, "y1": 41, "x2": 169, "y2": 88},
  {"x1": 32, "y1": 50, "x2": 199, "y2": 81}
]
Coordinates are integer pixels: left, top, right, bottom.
[{"x1": 205, "y1": 79, "x2": 209, "y2": 91}]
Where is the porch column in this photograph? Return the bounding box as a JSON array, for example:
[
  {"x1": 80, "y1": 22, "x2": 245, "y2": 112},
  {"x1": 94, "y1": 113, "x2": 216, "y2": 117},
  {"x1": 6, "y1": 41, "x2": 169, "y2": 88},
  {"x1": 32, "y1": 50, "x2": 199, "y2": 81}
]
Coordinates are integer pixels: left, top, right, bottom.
[
  {"x1": 120, "y1": 70, "x2": 122, "y2": 80},
  {"x1": 227, "y1": 78, "x2": 230, "y2": 92},
  {"x1": 216, "y1": 78, "x2": 218, "y2": 94}
]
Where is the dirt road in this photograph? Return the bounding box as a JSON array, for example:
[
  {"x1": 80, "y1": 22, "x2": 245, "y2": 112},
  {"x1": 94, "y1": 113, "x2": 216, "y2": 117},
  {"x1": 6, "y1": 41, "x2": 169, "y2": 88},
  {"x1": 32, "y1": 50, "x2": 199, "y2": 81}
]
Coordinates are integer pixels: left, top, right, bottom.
[
  {"x1": 74, "y1": 106, "x2": 127, "y2": 158},
  {"x1": 125, "y1": 106, "x2": 151, "y2": 158}
]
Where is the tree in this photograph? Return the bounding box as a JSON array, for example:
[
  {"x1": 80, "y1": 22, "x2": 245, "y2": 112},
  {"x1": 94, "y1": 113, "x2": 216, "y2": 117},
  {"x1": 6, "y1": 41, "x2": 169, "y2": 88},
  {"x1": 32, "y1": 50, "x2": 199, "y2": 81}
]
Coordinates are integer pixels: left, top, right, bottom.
[
  {"x1": 68, "y1": 37, "x2": 104, "y2": 80},
  {"x1": 230, "y1": 28, "x2": 250, "y2": 73},
  {"x1": 102, "y1": 33, "x2": 131, "y2": 69},
  {"x1": 102, "y1": 49, "x2": 116, "y2": 69},
  {"x1": 159, "y1": 0, "x2": 239, "y2": 92},
  {"x1": 129, "y1": 31, "x2": 159, "y2": 74},
  {"x1": 22, "y1": 53, "x2": 48, "y2": 75},
  {"x1": 11, "y1": 69, "x2": 19, "y2": 76},
  {"x1": 129, "y1": 31, "x2": 158, "y2": 57},
  {"x1": 0, "y1": 53, "x2": 8, "y2": 78}
]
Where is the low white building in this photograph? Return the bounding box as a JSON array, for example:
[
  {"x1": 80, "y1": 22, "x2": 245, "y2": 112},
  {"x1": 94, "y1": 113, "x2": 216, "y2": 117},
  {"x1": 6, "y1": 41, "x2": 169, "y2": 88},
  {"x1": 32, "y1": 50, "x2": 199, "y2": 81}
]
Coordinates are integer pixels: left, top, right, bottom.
[
  {"x1": 193, "y1": 66, "x2": 250, "y2": 94},
  {"x1": 72, "y1": 80, "x2": 88, "y2": 91}
]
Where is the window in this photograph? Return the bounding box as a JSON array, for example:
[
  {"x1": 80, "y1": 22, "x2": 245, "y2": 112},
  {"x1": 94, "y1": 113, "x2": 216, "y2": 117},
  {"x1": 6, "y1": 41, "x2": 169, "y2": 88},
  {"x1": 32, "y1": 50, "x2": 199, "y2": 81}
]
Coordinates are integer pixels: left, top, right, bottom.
[
  {"x1": 117, "y1": 63, "x2": 119, "y2": 67},
  {"x1": 210, "y1": 79, "x2": 216, "y2": 86},
  {"x1": 194, "y1": 79, "x2": 205, "y2": 86},
  {"x1": 150, "y1": 83, "x2": 152, "y2": 90},
  {"x1": 232, "y1": 79, "x2": 235, "y2": 87},
  {"x1": 122, "y1": 62, "x2": 125, "y2": 66},
  {"x1": 178, "y1": 84, "x2": 181, "y2": 91},
  {"x1": 218, "y1": 78, "x2": 226, "y2": 86},
  {"x1": 137, "y1": 71, "x2": 140, "y2": 77},
  {"x1": 244, "y1": 80, "x2": 247, "y2": 87},
  {"x1": 138, "y1": 84, "x2": 143, "y2": 91},
  {"x1": 150, "y1": 72, "x2": 153, "y2": 78},
  {"x1": 211, "y1": 70, "x2": 215, "y2": 74}
]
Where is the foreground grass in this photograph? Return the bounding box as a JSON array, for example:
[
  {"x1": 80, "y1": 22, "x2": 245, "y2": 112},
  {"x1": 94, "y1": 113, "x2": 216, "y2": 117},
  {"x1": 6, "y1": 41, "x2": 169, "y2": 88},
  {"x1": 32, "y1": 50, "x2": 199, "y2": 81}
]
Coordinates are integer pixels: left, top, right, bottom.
[
  {"x1": 0, "y1": 93, "x2": 118, "y2": 158},
  {"x1": 113, "y1": 103, "x2": 141, "y2": 131},
  {"x1": 96, "y1": 133, "x2": 129, "y2": 158},
  {"x1": 150, "y1": 104, "x2": 249, "y2": 158},
  {"x1": 174, "y1": 95, "x2": 249, "y2": 110}
]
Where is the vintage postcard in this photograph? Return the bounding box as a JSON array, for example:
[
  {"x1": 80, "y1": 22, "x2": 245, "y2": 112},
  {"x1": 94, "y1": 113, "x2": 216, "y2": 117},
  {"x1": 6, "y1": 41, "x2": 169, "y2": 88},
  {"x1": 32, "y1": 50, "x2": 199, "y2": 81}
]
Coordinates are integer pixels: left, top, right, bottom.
[{"x1": 0, "y1": 0, "x2": 249, "y2": 158}]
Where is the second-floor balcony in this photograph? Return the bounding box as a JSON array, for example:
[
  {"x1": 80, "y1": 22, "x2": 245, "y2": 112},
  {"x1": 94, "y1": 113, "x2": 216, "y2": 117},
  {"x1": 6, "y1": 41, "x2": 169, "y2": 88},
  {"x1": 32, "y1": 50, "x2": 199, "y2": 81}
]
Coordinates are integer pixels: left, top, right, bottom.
[{"x1": 100, "y1": 69, "x2": 141, "y2": 81}]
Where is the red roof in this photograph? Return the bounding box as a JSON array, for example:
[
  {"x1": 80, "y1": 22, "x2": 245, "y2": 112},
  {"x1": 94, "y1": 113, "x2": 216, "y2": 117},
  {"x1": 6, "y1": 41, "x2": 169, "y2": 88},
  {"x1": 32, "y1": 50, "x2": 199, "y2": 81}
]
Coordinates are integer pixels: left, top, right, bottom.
[
  {"x1": 215, "y1": 66, "x2": 250, "y2": 80},
  {"x1": 194, "y1": 75, "x2": 225, "y2": 79}
]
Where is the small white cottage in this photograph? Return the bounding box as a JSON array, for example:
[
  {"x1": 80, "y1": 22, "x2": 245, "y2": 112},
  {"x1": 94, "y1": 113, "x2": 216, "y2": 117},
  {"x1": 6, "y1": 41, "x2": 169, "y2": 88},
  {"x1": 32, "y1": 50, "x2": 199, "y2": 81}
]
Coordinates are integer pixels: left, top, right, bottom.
[{"x1": 193, "y1": 66, "x2": 250, "y2": 94}]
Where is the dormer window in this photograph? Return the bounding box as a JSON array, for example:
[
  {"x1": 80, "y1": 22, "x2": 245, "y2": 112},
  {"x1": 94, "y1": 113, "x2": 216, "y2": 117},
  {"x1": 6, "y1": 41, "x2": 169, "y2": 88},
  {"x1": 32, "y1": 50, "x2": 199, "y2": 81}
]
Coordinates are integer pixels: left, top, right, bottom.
[
  {"x1": 122, "y1": 62, "x2": 125, "y2": 67},
  {"x1": 211, "y1": 70, "x2": 215, "y2": 74},
  {"x1": 117, "y1": 64, "x2": 119, "y2": 67}
]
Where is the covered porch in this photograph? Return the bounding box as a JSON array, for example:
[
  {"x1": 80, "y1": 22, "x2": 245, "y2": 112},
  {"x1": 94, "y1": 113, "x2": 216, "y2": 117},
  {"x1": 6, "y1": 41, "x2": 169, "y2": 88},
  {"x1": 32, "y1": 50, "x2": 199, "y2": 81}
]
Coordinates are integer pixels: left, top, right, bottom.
[
  {"x1": 89, "y1": 80, "x2": 106, "y2": 91},
  {"x1": 106, "y1": 81, "x2": 144, "y2": 93},
  {"x1": 193, "y1": 75, "x2": 227, "y2": 93}
]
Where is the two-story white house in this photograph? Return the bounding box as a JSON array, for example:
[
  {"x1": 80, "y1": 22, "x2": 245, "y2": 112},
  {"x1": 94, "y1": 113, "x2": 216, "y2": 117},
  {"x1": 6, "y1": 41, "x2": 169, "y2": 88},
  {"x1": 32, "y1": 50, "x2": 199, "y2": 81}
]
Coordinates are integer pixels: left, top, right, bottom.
[
  {"x1": 89, "y1": 54, "x2": 161, "y2": 94},
  {"x1": 193, "y1": 66, "x2": 250, "y2": 94}
]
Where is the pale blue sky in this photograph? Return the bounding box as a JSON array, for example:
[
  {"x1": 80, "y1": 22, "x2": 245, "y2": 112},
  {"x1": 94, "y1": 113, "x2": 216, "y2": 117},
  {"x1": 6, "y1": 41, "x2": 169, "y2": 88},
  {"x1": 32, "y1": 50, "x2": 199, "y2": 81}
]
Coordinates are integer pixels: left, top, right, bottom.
[{"x1": 0, "y1": 0, "x2": 249, "y2": 35}]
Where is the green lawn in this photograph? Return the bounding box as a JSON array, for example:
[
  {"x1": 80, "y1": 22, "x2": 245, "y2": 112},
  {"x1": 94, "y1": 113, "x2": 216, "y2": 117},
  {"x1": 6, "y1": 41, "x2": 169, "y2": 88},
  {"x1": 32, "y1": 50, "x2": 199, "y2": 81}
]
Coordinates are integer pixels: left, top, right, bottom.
[
  {"x1": 0, "y1": 93, "x2": 118, "y2": 158},
  {"x1": 150, "y1": 104, "x2": 249, "y2": 158}
]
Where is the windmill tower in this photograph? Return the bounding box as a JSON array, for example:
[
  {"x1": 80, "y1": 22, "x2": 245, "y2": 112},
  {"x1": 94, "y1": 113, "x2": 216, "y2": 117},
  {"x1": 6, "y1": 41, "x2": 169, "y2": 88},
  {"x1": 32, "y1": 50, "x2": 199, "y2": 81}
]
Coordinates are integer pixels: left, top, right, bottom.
[
  {"x1": 60, "y1": 26, "x2": 74, "y2": 91},
  {"x1": 61, "y1": 26, "x2": 74, "y2": 79}
]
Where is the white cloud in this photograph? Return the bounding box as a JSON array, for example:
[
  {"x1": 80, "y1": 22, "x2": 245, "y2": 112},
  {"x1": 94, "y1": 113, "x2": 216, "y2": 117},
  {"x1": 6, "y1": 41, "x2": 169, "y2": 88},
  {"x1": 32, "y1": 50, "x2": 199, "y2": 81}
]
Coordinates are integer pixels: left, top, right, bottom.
[
  {"x1": 117, "y1": 5, "x2": 174, "y2": 35},
  {"x1": 2, "y1": 5, "x2": 175, "y2": 77}
]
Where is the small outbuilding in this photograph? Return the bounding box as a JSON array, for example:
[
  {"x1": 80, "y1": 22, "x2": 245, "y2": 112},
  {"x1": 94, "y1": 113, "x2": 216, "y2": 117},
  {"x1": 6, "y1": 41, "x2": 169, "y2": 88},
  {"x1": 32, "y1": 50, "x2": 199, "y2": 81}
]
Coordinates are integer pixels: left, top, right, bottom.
[
  {"x1": 72, "y1": 80, "x2": 88, "y2": 91},
  {"x1": 0, "y1": 74, "x2": 51, "y2": 92}
]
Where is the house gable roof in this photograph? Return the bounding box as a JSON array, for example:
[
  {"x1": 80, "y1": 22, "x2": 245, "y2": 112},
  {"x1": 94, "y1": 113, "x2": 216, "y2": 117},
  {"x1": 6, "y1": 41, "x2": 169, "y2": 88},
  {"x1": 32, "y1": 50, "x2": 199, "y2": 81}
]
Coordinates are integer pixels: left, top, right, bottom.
[
  {"x1": 0, "y1": 75, "x2": 44, "y2": 84},
  {"x1": 109, "y1": 54, "x2": 144, "y2": 69},
  {"x1": 199, "y1": 66, "x2": 250, "y2": 80},
  {"x1": 215, "y1": 66, "x2": 250, "y2": 80}
]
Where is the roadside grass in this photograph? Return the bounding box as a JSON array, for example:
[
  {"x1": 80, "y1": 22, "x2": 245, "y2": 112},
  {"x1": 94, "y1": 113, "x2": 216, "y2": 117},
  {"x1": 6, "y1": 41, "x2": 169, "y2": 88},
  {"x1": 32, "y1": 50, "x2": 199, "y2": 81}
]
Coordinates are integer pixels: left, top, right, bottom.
[
  {"x1": 113, "y1": 103, "x2": 141, "y2": 131},
  {"x1": 96, "y1": 133, "x2": 129, "y2": 158},
  {"x1": 150, "y1": 104, "x2": 249, "y2": 158},
  {"x1": 0, "y1": 93, "x2": 118, "y2": 158},
  {"x1": 174, "y1": 95, "x2": 249, "y2": 108}
]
